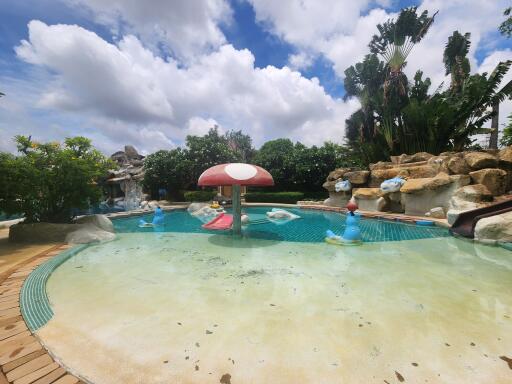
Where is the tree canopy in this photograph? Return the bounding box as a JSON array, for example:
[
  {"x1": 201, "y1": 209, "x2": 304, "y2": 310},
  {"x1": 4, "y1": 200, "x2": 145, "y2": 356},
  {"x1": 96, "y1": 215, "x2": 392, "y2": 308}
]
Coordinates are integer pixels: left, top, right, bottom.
[{"x1": 0, "y1": 136, "x2": 112, "y2": 223}]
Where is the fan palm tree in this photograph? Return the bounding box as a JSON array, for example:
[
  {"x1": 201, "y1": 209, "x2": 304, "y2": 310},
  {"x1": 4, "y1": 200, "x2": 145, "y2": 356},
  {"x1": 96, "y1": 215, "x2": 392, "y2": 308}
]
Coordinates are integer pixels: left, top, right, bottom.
[{"x1": 369, "y1": 7, "x2": 437, "y2": 106}]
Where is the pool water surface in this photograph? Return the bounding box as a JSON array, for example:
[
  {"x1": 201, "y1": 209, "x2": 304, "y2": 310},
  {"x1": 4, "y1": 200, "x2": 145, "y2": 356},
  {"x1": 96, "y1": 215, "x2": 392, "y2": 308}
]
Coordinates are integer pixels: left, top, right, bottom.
[{"x1": 36, "y1": 208, "x2": 512, "y2": 384}]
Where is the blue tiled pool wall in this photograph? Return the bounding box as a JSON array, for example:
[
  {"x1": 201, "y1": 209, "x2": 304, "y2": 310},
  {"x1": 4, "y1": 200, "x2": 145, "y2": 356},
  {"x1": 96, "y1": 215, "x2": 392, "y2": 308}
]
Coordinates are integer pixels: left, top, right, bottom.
[{"x1": 113, "y1": 207, "x2": 449, "y2": 243}]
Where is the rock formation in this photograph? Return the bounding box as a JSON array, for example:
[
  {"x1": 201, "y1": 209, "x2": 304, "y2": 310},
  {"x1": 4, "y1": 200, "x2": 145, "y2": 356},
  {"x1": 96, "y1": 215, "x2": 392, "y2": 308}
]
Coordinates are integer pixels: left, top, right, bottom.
[
  {"x1": 323, "y1": 146, "x2": 512, "y2": 220},
  {"x1": 106, "y1": 145, "x2": 146, "y2": 210}
]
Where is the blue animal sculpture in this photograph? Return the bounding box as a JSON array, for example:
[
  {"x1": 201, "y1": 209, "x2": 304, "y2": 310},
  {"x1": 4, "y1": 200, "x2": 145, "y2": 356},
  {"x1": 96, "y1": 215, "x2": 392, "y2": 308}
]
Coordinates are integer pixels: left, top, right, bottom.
[
  {"x1": 380, "y1": 177, "x2": 405, "y2": 193},
  {"x1": 139, "y1": 207, "x2": 165, "y2": 227},
  {"x1": 335, "y1": 179, "x2": 352, "y2": 192}
]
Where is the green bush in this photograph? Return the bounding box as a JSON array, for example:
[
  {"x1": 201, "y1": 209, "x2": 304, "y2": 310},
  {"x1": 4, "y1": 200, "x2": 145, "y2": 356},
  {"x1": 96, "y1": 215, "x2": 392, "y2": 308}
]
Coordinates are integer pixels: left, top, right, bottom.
[
  {"x1": 184, "y1": 190, "x2": 217, "y2": 202},
  {"x1": 244, "y1": 192, "x2": 304, "y2": 204},
  {"x1": 0, "y1": 136, "x2": 112, "y2": 223}
]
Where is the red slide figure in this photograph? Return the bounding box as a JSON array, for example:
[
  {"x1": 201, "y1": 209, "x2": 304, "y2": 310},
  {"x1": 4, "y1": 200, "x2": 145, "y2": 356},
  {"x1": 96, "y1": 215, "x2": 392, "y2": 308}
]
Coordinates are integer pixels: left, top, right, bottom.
[{"x1": 202, "y1": 213, "x2": 234, "y2": 230}]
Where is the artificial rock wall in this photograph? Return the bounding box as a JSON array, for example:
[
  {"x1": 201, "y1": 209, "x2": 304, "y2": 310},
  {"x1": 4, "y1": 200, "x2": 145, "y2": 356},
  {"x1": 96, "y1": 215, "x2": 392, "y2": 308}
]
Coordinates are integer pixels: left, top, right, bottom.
[{"x1": 323, "y1": 146, "x2": 512, "y2": 220}]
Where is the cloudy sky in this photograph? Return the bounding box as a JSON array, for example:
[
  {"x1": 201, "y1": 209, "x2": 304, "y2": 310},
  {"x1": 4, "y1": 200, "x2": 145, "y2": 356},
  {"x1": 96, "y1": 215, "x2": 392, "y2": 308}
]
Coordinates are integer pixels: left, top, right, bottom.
[{"x1": 0, "y1": 0, "x2": 510, "y2": 154}]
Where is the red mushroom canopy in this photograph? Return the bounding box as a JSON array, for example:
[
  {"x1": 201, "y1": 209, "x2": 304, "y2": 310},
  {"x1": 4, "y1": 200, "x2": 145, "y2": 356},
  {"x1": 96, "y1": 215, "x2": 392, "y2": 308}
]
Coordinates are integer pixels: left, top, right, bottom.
[{"x1": 198, "y1": 163, "x2": 274, "y2": 187}]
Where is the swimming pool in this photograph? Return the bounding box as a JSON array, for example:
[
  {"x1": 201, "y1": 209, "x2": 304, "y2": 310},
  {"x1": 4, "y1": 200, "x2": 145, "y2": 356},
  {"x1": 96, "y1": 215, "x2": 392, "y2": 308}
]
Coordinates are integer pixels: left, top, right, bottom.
[
  {"x1": 114, "y1": 206, "x2": 450, "y2": 243},
  {"x1": 30, "y1": 207, "x2": 512, "y2": 383}
]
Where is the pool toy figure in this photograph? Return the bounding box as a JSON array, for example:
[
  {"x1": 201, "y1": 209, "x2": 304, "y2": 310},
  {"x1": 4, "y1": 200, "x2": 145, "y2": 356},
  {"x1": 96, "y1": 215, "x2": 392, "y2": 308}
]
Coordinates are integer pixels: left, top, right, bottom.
[
  {"x1": 138, "y1": 206, "x2": 165, "y2": 227},
  {"x1": 325, "y1": 200, "x2": 362, "y2": 245}
]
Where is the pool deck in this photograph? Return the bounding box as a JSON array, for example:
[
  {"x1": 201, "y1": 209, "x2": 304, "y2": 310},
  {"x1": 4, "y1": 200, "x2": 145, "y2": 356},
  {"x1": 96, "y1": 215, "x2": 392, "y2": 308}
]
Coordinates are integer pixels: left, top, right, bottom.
[{"x1": 0, "y1": 243, "x2": 83, "y2": 384}]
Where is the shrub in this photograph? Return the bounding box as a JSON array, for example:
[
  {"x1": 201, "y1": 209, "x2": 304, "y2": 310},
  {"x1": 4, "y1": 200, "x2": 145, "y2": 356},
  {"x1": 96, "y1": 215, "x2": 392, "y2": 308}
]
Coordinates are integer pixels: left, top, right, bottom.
[
  {"x1": 244, "y1": 192, "x2": 304, "y2": 204},
  {"x1": 184, "y1": 190, "x2": 217, "y2": 202},
  {"x1": 0, "y1": 136, "x2": 113, "y2": 223}
]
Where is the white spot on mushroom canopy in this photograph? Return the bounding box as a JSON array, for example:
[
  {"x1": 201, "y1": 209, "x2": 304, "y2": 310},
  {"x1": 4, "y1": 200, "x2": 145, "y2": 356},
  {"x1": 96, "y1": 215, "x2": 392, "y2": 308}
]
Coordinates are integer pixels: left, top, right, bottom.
[{"x1": 224, "y1": 163, "x2": 257, "y2": 181}]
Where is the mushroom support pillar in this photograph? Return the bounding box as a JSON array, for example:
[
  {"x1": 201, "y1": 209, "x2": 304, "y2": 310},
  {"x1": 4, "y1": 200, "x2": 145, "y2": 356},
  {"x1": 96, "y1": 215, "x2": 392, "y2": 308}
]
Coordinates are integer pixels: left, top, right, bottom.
[{"x1": 232, "y1": 184, "x2": 242, "y2": 235}]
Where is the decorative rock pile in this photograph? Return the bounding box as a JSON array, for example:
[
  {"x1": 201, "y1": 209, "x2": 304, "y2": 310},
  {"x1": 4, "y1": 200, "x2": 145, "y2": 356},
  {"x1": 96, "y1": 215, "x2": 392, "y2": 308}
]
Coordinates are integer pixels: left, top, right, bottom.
[
  {"x1": 106, "y1": 145, "x2": 147, "y2": 210},
  {"x1": 323, "y1": 146, "x2": 512, "y2": 226}
]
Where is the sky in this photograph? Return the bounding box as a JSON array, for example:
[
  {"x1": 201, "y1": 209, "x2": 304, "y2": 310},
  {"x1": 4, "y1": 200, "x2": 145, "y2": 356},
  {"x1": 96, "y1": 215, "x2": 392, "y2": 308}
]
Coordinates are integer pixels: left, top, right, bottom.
[{"x1": 0, "y1": 0, "x2": 510, "y2": 155}]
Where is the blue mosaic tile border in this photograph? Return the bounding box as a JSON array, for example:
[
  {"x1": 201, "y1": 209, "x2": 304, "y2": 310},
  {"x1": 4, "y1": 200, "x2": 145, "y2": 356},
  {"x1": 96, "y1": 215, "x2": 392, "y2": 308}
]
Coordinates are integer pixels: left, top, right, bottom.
[{"x1": 20, "y1": 244, "x2": 89, "y2": 332}]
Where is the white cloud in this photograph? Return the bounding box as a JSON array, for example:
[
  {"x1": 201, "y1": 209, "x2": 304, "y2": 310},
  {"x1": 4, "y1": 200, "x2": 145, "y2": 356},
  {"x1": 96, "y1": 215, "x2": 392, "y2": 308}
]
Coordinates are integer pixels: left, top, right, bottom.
[
  {"x1": 187, "y1": 117, "x2": 222, "y2": 136},
  {"x1": 62, "y1": 0, "x2": 232, "y2": 61},
  {"x1": 13, "y1": 20, "x2": 356, "y2": 153},
  {"x1": 477, "y1": 49, "x2": 512, "y2": 139}
]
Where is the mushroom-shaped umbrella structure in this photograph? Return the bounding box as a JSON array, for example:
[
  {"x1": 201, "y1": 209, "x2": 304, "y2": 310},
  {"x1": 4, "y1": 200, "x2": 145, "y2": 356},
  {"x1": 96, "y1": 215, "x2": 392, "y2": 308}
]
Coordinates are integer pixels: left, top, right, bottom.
[{"x1": 198, "y1": 163, "x2": 274, "y2": 235}]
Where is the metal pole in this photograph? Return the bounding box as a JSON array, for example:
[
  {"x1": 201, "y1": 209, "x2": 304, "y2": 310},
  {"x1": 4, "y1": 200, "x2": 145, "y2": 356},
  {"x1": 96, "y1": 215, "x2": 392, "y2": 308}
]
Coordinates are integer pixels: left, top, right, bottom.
[{"x1": 232, "y1": 184, "x2": 242, "y2": 236}]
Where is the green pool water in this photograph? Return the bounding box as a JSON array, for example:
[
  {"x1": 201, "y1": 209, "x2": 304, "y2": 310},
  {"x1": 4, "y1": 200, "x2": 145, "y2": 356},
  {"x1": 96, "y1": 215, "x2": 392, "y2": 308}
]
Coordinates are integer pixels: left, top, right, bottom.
[{"x1": 35, "y1": 208, "x2": 511, "y2": 384}]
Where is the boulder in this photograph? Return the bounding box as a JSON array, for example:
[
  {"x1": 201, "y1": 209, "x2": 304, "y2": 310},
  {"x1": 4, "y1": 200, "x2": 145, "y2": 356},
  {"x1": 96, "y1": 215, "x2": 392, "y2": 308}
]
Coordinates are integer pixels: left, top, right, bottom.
[
  {"x1": 9, "y1": 215, "x2": 117, "y2": 244},
  {"x1": 75, "y1": 214, "x2": 114, "y2": 233},
  {"x1": 498, "y1": 145, "x2": 512, "y2": 165},
  {"x1": 323, "y1": 192, "x2": 351, "y2": 207},
  {"x1": 344, "y1": 170, "x2": 370, "y2": 185},
  {"x1": 440, "y1": 151, "x2": 462, "y2": 158},
  {"x1": 400, "y1": 172, "x2": 452, "y2": 193},
  {"x1": 353, "y1": 188, "x2": 383, "y2": 199},
  {"x1": 352, "y1": 188, "x2": 386, "y2": 212},
  {"x1": 323, "y1": 180, "x2": 339, "y2": 193},
  {"x1": 66, "y1": 227, "x2": 116, "y2": 244},
  {"x1": 453, "y1": 184, "x2": 493, "y2": 203},
  {"x1": 463, "y1": 152, "x2": 498, "y2": 170},
  {"x1": 427, "y1": 156, "x2": 450, "y2": 174},
  {"x1": 446, "y1": 194, "x2": 485, "y2": 225},
  {"x1": 426, "y1": 207, "x2": 446, "y2": 219},
  {"x1": 447, "y1": 157, "x2": 470, "y2": 175},
  {"x1": 369, "y1": 161, "x2": 394, "y2": 171},
  {"x1": 369, "y1": 164, "x2": 438, "y2": 187},
  {"x1": 326, "y1": 168, "x2": 352, "y2": 181},
  {"x1": 474, "y1": 211, "x2": 512, "y2": 243},
  {"x1": 404, "y1": 164, "x2": 441, "y2": 179},
  {"x1": 124, "y1": 145, "x2": 143, "y2": 160},
  {"x1": 469, "y1": 168, "x2": 507, "y2": 196},
  {"x1": 400, "y1": 173, "x2": 470, "y2": 216},
  {"x1": 390, "y1": 152, "x2": 434, "y2": 164}
]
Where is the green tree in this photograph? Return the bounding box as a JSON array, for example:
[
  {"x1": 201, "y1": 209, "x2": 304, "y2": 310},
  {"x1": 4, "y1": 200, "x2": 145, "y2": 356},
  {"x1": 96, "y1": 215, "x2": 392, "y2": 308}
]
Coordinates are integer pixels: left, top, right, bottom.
[
  {"x1": 143, "y1": 148, "x2": 192, "y2": 199},
  {"x1": 185, "y1": 127, "x2": 238, "y2": 181},
  {"x1": 499, "y1": 7, "x2": 512, "y2": 37},
  {"x1": 253, "y1": 139, "x2": 295, "y2": 191},
  {"x1": 225, "y1": 130, "x2": 256, "y2": 162},
  {"x1": 0, "y1": 136, "x2": 112, "y2": 223},
  {"x1": 500, "y1": 114, "x2": 512, "y2": 146}
]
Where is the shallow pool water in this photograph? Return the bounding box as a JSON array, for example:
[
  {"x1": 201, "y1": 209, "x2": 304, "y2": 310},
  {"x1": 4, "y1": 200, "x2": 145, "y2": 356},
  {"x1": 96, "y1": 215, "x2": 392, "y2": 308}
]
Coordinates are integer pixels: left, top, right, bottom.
[{"x1": 38, "y1": 209, "x2": 512, "y2": 384}]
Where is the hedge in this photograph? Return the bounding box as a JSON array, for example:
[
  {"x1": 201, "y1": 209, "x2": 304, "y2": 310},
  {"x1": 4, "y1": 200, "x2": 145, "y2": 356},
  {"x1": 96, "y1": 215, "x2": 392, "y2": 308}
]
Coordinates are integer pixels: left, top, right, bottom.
[
  {"x1": 244, "y1": 192, "x2": 304, "y2": 204},
  {"x1": 184, "y1": 190, "x2": 217, "y2": 202}
]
